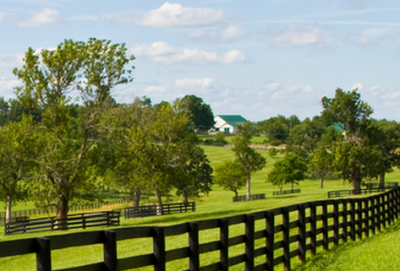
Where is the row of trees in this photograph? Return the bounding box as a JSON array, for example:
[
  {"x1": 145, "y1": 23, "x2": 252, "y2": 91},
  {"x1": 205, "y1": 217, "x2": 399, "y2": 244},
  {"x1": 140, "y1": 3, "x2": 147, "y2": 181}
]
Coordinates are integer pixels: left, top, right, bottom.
[
  {"x1": 0, "y1": 39, "x2": 214, "y2": 227},
  {"x1": 216, "y1": 88, "x2": 400, "y2": 196}
]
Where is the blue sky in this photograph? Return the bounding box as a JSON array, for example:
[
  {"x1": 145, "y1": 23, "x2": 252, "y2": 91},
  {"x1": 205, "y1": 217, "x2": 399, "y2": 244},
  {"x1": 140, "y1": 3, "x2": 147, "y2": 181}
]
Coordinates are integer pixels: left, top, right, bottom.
[{"x1": 1, "y1": 0, "x2": 400, "y2": 122}]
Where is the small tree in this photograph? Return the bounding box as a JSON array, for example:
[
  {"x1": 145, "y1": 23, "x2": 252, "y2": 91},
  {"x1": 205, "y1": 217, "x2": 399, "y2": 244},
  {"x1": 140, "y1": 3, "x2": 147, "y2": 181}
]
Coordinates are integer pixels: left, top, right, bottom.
[
  {"x1": 267, "y1": 153, "x2": 307, "y2": 191},
  {"x1": 308, "y1": 146, "x2": 333, "y2": 188},
  {"x1": 214, "y1": 161, "x2": 246, "y2": 197},
  {"x1": 232, "y1": 134, "x2": 266, "y2": 200},
  {"x1": 268, "y1": 147, "x2": 278, "y2": 158}
]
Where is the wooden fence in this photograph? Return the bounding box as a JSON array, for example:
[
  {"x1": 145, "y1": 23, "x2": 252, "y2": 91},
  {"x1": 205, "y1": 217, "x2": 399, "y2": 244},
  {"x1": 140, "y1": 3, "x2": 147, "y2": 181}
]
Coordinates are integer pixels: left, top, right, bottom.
[
  {"x1": 272, "y1": 189, "x2": 301, "y2": 196},
  {"x1": 365, "y1": 182, "x2": 399, "y2": 189},
  {"x1": 0, "y1": 200, "x2": 127, "y2": 225},
  {"x1": 124, "y1": 202, "x2": 195, "y2": 219},
  {"x1": 0, "y1": 187, "x2": 399, "y2": 270},
  {"x1": 5, "y1": 211, "x2": 120, "y2": 235},
  {"x1": 327, "y1": 188, "x2": 389, "y2": 198},
  {"x1": 233, "y1": 194, "x2": 266, "y2": 202}
]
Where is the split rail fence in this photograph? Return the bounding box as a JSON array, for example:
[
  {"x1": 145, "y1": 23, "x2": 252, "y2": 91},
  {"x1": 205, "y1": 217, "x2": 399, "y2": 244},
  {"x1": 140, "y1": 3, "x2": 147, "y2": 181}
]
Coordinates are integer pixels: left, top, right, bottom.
[
  {"x1": 0, "y1": 187, "x2": 399, "y2": 270},
  {"x1": 123, "y1": 202, "x2": 196, "y2": 219},
  {"x1": 0, "y1": 200, "x2": 127, "y2": 225},
  {"x1": 233, "y1": 194, "x2": 266, "y2": 202},
  {"x1": 5, "y1": 211, "x2": 120, "y2": 235}
]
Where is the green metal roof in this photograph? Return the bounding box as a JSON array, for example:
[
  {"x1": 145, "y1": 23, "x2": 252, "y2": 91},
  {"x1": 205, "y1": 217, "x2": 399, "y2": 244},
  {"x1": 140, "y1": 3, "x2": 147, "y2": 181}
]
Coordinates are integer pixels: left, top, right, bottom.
[{"x1": 217, "y1": 115, "x2": 247, "y2": 127}]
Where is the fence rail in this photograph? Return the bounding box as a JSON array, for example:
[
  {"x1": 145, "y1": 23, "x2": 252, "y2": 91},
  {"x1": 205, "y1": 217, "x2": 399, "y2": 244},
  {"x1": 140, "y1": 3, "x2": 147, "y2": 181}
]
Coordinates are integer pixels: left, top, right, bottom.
[
  {"x1": 233, "y1": 193, "x2": 266, "y2": 202},
  {"x1": 273, "y1": 189, "x2": 301, "y2": 196},
  {"x1": 4, "y1": 211, "x2": 120, "y2": 235},
  {"x1": 0, "y1": 200, "x2": 128, "y2": 226},
  {"x1": 0, "y1": 187, "x2": 399, "y2": 270},
  {"x1": 124, "y1": 202, "x2": 195, "y2": 219},
  {"x1": 365, "y1": 182, "x2": 399, "y2": 189},
  {"x1": 327, "y1": 188, "x2": 389, "y2": 198}
]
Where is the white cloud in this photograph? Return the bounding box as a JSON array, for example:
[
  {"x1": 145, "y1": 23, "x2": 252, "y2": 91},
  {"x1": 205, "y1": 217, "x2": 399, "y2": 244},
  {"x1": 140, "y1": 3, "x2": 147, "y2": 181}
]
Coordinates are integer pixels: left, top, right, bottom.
[
  {"x1": 131, "y1": 42, "x2": 245, "y2": 64},
  {"x1": 0, "y1": 55, "x2": 24, "y2": 69},
  {"x1": 117, "y1": 2, "x2": 230, "y2": 27},
  {"x1": 144, "y1": 84, "x2": 168, "y2": 94},
  {"x1": 187, "y1": 26, "x2": 246, "y2": 43},
  {"x1": 0, "y1": 78, "x2": 18, "y2": 100},
  {"x1": 175, "y1": 78, "x2": 215, "y2": 89},
  {"x1": 351, "y1": 83, "x2": 364, "y2": 90},
  {"x1": 18, "y1": 8, "x2": 63, "y2": 28},
  {"x1": 264, "y1": 24, "x2": 330, "y2": 48},
  {"x1": 0, "y1": 13, "x2": 6, "y2": 23},
  {"x1": 344, "y1": 28, "x2": 400, "y2": 46}
]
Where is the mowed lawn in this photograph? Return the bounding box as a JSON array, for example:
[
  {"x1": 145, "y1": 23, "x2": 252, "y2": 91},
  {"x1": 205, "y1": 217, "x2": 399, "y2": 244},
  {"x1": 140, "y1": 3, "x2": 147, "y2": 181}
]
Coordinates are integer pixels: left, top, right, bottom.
[{"x1": 0, "y1": 145, "x2": 399, "y2": 270}]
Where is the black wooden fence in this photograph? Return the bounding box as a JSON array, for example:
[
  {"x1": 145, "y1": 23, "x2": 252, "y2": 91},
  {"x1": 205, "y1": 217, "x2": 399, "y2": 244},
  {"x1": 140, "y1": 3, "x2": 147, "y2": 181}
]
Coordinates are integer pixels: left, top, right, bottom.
[
  {"x1": 0, "y1": 187, "x2": 399, "y2": 270},
  {"x1": 327, "y1": 188, "x2": 388, "y2": 198},
  {"x1": 124, "y1": 202, "x2": 195, "y2": 219},
  {"x1": 0, "y1": 200, "x2": 127, "y2": 225},
  {"x1": 273, "y1": 189, "x2": 301, "y2": 196},
  {"x1": 365, "y1": 182, "x2": 399, "y2": 189},
  {"x1": 233, "y1": 194, "x2": 266, "y2": 202},
  {"x1": 5, "y1": 211, "x2": 120, "y2": 235}
]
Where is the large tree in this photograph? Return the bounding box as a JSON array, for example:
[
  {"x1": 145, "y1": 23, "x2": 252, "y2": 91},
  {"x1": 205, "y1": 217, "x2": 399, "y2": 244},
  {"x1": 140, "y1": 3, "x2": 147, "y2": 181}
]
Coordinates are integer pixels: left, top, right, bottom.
[
  {"x1": 321, "y1": 88, "x2": 380, "y2": 191},
  {"x1": 180, "y1": 95, "x2": 214, "y2": 132},
  {"x1": 13, "y1": 39, "x2": 134, "y2": 227}
]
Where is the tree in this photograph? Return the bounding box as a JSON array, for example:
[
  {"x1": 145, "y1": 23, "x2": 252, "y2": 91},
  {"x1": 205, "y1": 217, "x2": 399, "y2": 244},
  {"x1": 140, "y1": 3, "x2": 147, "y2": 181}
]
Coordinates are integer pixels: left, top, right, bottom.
[
  {"x1": 180, "y1": 95, "x2": 214, "y2": 131},
  {"x1": 0, "y1": 116, "x2": 36, "y2": 222},
  {"x1": 232, "y1": 134, "x2": 266, "y2": 200},
  {"x1": 214, "y1": 161, "x2": 246, "y2": 197},
  {"x1": 321, "y1": 88, "x2": 379, "y2": 192},
  {"x1": 267, "y1": 153, "x2": 307, "y2": 191},
  {"x1": 308, "y1": 145, "x2": 334, "y2": 188},
  {"x1": 13, "y1": 39, "x2": 134, "y2": 227},
  {"x1": 268, "y1": 147, "x2": 278, "y2": 158},
  {"x1": 174, "y1": 134, "x2": 213, "y2": 203}
]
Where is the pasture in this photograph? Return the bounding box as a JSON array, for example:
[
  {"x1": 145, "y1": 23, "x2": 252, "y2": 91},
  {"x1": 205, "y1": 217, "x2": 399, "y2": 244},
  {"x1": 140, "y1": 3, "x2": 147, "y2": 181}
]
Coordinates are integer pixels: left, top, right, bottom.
[{"x1": 0, "y1": 145, "x2": 398, "y2": 270}]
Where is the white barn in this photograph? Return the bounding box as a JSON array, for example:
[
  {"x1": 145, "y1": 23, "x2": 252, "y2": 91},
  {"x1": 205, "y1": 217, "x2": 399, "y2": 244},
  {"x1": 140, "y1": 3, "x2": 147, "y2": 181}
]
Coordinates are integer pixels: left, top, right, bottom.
[{"x1": 214, "y1": 115, "x2": 247, "y2": 134}]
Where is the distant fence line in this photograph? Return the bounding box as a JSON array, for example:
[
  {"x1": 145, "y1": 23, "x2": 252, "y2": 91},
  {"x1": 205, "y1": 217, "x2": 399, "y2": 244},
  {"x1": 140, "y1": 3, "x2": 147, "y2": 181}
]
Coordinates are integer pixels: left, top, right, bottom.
[
  {"x1": 365, "y1": 182, "x2": 398, "y2": 189},
  {"x1": 272, "y1": 189, "x2": 301, "y2": 196},
  {"x1": 327, "y1": 188, "x2": 391, "y2": 198},
  {"x1": 124, "y1": 202, "x2": 195, "y2": 219},
  {"x1": 233, "y1": 194, "x2": 266, "y2": 202},
  {"x1": 5, "y1": 211, "x2": 120, "y2": 235},
  {"x1": 0, "y1": 187, "x2": 398, "y2": 270},
  {"x1": 0, "y1": 200, "x2": 128, "y2": 225}
]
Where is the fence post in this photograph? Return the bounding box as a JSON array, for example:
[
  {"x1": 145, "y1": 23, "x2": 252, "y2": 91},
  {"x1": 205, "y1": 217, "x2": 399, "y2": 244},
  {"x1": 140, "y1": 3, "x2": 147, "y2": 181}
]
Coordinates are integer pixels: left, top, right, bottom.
[
  {"x1": 282, "y1": 207, "x2": 290, "y2": 271},
  {"x1": 342, "y1": 201, "x2": 348, "y2": 243},
  {"x1": 350, "y1": 200, "x2": 356, "y2": 242},
  {"x1": 245, "y1": 214, "x2": 255, "y2": 271},
  {"x1": 36, "y1": 237, "x2": 51, "y2": 271},
  {"x1": 371, "y1": 197, "x2": 376, "y2": 235},
  {"x1": 310, "y1": 202, "x2": 317, "y2": 256},
  {"x1": 377, "y1": 195, "x2": 382, "y2": 233},
  {"x1": 189, "y1": 222, "x2": 199, "y2": 271},
  {"x1": 153, "y1": 226, "x2": 166, "y2": 271},
  {"x1": 333, "y1": 200, "x2": 339, "y2": 246},
  {"x1": 220, "y1": 218, "x2": 229, "y2": 271},
  {"x1": 322, "y1": 201, "x2": 328, "y2": 251},
  {"x1": 103, "y1": 230, "x2": 117, "y2": 271},
  {"x1": 298, "y1": 205, "x2": 306, "y2": 263},
  {"x1": 357, "y1": 199, "x2": 362, "y2": 240},
  {"x1": 364, "y1": 198, "x2": 369, "y2": 238},
  {"x1": 266, "y1": 211, "x2": 275, "y2": 271}
]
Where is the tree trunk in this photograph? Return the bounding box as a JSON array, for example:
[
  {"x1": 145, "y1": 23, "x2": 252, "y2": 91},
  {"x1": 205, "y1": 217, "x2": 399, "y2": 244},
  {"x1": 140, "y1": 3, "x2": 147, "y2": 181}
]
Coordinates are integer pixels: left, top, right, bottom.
[
  {"x1": 319, "y1": 178, "x2": 324, "y2": 189},
  {"x1": 155, "y1": 190, "x2": 163, "y2": 215},
  {"x1": 352, "y1": 178, "x2": 361, "y2": 195},
  {"x1": 379, "y1": 173, "x2": 385, "y2": 189},
  {"x1": 5, "y1": 195, "x2": 12, "y2": 224},
  {"x1": 56, "y1": 194, "x2": 69, "y2": 230},
  {"x1": 132, "y1": 189, "x2": 141, "y2": 207},
  {"x1": 246, "y1": 174, "x2": 251, "y2": 201},
  {"x1": 234, "y1": 190, "x2": 238, "y2": 198},
  {"x1": 182, "y1": 190, "x2": 188, "y2": 204}
]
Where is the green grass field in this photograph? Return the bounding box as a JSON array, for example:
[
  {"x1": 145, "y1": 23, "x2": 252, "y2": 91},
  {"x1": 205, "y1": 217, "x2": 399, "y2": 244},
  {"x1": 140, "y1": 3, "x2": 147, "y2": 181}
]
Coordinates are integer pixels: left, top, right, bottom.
[{"x1": 0, "y1": 145, "x2": 399, "y2": 270}]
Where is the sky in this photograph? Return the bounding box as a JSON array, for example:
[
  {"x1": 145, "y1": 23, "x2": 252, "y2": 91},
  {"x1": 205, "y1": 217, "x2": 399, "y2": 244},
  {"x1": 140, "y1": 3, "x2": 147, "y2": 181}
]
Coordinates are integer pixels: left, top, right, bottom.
[{"x1": 1, "y1": 0, "x2": 400, "y2": 122}]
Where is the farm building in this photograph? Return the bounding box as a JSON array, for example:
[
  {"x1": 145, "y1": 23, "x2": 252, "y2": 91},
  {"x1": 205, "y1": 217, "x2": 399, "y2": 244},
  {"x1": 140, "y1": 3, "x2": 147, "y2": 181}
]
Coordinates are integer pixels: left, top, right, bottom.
[{"x1": 214, "y1": 115, "x2": 247, "y2": 134}]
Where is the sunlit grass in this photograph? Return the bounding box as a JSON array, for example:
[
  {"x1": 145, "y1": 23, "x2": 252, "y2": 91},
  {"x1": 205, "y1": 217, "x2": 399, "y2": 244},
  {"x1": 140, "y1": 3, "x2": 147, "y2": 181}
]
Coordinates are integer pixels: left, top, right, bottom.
[{"x1": 0, "y1": 145, "x2": 399, "y2": 270}]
